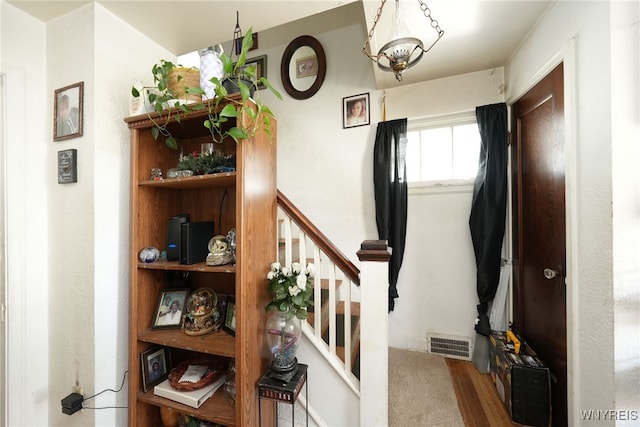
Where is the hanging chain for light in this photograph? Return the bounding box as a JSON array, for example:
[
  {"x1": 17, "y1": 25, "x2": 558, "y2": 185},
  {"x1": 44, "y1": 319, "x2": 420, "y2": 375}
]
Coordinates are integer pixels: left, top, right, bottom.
[
  {"x1": 231, "y1": 11, "x2": 243, "y2": 58},
  {"x1": 362, "y1": 0, "x2": 444, "y2": 81}
]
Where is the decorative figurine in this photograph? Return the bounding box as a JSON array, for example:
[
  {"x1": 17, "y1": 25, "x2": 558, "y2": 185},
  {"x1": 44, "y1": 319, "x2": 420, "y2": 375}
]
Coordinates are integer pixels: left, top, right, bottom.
[
  {"x1": 182, "y1": 288, "x2": 222, "y2": 336},
  {"x1": 139, "y1": 247, "x2": 161, "y2": 263},
  {"x1": 206, "y1": 235, "x2": 234, "y2": 266},
  {"x1": 150, "y1": 168, "x2": 163, "y2": 181}
]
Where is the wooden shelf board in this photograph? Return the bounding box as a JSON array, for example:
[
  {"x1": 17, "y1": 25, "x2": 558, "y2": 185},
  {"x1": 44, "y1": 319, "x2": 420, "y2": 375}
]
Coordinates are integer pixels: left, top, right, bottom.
[
  {"x1": 139, "y1": 172, "x2": 236, "y2": 189},
  {"x1": 138, "y1": 260, "x2": 236, "y2": 273},
  {"x1": 138, "y1": 328, "x2": 236, "y2": 358},
  {"x1": 138, "y1": 386, "x2": 236, "y2": 427}
]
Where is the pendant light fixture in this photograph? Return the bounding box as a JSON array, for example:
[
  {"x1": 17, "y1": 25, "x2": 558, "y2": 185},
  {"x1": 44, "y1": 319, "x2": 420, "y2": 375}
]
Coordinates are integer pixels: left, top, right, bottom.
[{"x1": 362, "y1": 0, "x2": 444, "y2": 81}]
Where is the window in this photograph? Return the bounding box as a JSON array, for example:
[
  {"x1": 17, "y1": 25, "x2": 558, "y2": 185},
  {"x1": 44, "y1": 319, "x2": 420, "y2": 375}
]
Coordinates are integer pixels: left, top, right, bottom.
[{"x1": 406, "y1": 114, "x2": 481, "y2": 186}]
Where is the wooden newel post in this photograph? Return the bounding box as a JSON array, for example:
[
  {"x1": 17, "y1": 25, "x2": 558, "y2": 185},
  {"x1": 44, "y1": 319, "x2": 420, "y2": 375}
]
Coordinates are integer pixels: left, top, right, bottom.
[{"x1": 357, "y1": 240, "x2": 392, "y2": 427}]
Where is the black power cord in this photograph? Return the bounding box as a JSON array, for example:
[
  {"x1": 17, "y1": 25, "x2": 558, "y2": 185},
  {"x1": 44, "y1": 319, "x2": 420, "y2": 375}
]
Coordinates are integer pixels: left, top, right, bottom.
[{"x1": 81, "y1": 370, "x2": 129, "y2": 410}]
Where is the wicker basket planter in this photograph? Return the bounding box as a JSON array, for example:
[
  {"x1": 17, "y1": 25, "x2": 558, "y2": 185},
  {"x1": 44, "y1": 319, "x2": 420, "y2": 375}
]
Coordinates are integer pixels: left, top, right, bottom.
[{"x1": 168, "y1": 67, "x2": 201, "y2": 103}]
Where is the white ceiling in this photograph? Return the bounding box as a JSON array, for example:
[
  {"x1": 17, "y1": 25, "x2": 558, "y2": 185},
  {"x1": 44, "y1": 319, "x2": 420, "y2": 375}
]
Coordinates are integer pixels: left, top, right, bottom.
[{"x1": 7, "y1": 0, "x2": 551, "y2": 89}]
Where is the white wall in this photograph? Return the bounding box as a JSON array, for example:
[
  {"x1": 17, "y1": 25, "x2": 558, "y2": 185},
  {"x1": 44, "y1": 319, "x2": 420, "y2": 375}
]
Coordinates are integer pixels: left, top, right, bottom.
[
  {"x1": 47, "y1": 5, "x2": 97, "y2": 425},
  {"x1": 609, "y1": 2, "x2": 640, "y2": 424},
  {"x1": 0, "y1": 2, "x2": 49, "y2": 425},
  {"x1": 44, "y1": 4, "x2": 173, "y2": 426},
  {"x1": 93, "y1": 5, "x2": 174, "y2": 426},
  {"x1": 505, "y1": 1, "x2": 640, "y2": 424}
]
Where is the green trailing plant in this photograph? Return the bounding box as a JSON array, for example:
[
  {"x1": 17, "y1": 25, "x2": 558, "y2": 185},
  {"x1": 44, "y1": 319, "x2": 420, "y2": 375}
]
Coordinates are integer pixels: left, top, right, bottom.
[
  {"x1": 131, "y1": 27, "x2": 282, "y2": 150},
  {"x1": 176, "y1": 150, "x2": 236, "y2": 175},
  {"x1": 131, "y1": 60, "x2": 200, "y2": 149}
]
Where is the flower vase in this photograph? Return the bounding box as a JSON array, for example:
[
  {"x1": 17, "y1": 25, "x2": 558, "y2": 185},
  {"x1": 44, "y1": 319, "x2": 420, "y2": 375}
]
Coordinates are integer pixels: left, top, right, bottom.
[{"x1": 266, "y1": 310, "x2": 302, "y2": 376}]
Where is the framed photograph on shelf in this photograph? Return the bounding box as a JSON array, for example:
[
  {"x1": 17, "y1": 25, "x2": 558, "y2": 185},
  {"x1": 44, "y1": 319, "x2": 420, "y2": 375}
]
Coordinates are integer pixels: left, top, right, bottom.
[
  {"x1": 53, "y1": 81, "x2": 83, "y2": 141},
  {"x1": 140, "y1": 346, "x2": 171, "y2": 392},
  {"x1": 151, "y1": 289, "x2": 189, "y2": 330},
  {"x1": 223, "y1": 296, "x2": 236, "y2": 336},
  {"x1": 343, "y1": 92, "x2": 370, "y2": 129}
]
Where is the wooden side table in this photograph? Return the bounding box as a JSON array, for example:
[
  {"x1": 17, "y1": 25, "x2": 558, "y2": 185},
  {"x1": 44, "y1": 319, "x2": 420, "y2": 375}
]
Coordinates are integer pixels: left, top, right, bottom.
[{"x1": 258, "y1": 364, "x2": 308, "y2": 427}]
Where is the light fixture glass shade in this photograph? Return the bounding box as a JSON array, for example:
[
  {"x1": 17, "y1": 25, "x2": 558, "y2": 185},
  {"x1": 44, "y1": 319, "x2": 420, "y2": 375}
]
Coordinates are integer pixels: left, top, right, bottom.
[
  {"x1": 362, "y1": 0, "x2": 444, "y2": 82},
  {"x1": 377, "y1": 0, "x2": 423, "y2": 81},
  {"x1": 389, "y1": 0, "x2": 410, "y2": 40}
]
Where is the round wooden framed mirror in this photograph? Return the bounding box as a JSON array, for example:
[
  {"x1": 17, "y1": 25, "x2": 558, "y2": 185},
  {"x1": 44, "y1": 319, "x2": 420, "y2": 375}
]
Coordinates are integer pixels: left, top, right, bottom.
[{"x1": 280, "y1": 35, "x2": 326, "y2": 100}]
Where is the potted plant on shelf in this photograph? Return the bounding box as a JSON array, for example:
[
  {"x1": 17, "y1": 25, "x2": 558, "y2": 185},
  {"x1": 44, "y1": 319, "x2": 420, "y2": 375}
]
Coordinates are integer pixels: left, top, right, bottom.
[
  {"x1": 131, "y1": 60, "x2": 201, "y2": 149},
  {"x1": 131, "y1": 27, "x2": 281, "y2": 150}
]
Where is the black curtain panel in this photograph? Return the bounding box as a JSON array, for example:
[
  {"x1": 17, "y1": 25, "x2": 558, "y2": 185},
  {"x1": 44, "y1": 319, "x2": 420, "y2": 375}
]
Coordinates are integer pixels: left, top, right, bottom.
[
  {"x1": 469, "y1": 103, "x2": 508, "y2": 336},
  {"x1": 373, "y1": 118, "x2": 408, "y2": 311}
]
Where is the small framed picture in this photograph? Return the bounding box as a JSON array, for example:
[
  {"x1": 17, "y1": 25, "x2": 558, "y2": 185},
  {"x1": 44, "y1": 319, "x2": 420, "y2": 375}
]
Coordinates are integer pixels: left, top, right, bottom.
[
  {"x1": 223, "y1": 296, "x2": 236, "y2": 336},
  {"x1": 58, "y1": 149, "x2": 77, "y2": 184},
  {"x1": 54, "y1": 81, "x2": 83, "y2": 141},
  {"x1": 343, "y1": 93, "x2": 370, "y2": 129},
  {"x1": 152, "y1": 289, "x2": 189, "y2": 329},
  {"x1": 235, "y1": 55, "x2": 267, "y2": 90},
  {"x1": 234, "y1": 31, "x2": 258, "y2": 54},
  {"x1": 140, "y1": 346, "x2": 171, "y2": 392},
  {"x1": 296, "y1": 55, "x2": 318, "y2": 79}
]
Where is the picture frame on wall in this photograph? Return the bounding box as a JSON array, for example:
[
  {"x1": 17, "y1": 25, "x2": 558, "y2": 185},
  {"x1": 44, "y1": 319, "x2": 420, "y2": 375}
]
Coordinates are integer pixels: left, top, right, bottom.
[
  {"x1": 57, "y1": 149, "x2": 77, "y2": 184},
  {"x1": 343, "y1": 92, "x2": 370, "y2": 129},
  {"x1": 234, "y1": 31, "x2": 258, "y2": 54},
  {"x1": 151, "y1": 289, "x2": 189, "y2": 330},
  {"x1": 53, "y1": 81, "x2": 83, "y2": 141},
  {"x1": 140, "y1": 346, "x2": 171, "y2": 392},
  {"x1": 235, "y1": 55, "x2": 267, "y2": 90}
]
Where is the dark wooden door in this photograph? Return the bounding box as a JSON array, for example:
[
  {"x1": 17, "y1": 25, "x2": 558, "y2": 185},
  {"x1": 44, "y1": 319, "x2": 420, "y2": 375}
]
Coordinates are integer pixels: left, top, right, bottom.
[{"x1": 511, "y1": 63, "x2": 567, "y2": 427}]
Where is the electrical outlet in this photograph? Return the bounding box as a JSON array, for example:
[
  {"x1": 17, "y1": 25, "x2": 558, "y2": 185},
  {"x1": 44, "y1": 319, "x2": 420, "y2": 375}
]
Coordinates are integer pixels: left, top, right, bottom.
[{"x1": 72, "y1": 385, "x2": 83, "y2": 396}]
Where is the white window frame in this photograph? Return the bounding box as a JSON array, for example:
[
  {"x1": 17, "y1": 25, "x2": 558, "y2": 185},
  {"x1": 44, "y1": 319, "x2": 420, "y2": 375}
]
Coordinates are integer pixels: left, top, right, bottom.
[{"x1": 407, "y1": 111, "x2": 479, "y2": 195}]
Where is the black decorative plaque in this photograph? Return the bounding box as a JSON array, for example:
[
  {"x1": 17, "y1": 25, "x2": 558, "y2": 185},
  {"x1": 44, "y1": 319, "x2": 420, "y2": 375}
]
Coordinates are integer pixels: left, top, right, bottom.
[{"x1": 58, "y1": 149, "x2": 77, "y2": 184}]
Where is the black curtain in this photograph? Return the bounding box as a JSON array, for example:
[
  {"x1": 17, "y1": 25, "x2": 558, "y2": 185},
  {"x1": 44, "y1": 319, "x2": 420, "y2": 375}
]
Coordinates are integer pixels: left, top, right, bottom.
[
  {"x1": 373, "y1": 118, "x2": 408, "y2": 311},
  {"x1": 469, "y1": 103, "x2": 508, "y2": 336}
]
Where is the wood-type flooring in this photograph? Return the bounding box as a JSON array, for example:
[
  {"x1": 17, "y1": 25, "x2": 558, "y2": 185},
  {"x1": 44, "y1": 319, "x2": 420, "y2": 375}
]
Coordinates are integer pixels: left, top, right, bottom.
[{"x1": 446, "y1": 358, "x2": 516, "y2": 427}]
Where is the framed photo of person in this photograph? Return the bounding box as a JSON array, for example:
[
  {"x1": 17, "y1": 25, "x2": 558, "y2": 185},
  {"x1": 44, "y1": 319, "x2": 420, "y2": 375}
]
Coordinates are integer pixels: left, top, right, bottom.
[
  {"x1": 223, "y1": 296, "x2": 236, "y2": 336},
  {"x1": 53, "y1": 81, "x2": 84, "y2": 141},
  {"x1": 140, "y1": 346, "x2": 171, "y2": 392},
  {"x1": 151, "y1": 289, "x2": 189, "y2": 330},
  {"x1": 343, "y1": 92, "x2": 370, "y2": 129}
]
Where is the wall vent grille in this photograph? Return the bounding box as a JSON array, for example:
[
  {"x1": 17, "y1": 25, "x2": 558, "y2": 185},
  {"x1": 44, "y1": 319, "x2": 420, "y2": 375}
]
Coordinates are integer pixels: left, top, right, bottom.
[{"x1": 427, "y1": 334, "x2": 472, "y2": 360}]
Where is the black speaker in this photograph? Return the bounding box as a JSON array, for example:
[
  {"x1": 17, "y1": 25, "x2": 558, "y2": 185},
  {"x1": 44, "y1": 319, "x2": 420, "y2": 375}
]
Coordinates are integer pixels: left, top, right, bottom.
[
  {"x1": 180, "y1": 221, "x2": 215, "y2": 265},
  {"x1": 167, "y1": 214, "x2": 190, "y2": 261}
]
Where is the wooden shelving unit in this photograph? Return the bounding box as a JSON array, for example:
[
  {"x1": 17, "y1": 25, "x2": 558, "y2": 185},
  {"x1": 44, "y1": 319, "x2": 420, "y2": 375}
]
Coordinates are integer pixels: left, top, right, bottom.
[{"x1": 125, "y1": 100, "x2": 277, "y2": 426}]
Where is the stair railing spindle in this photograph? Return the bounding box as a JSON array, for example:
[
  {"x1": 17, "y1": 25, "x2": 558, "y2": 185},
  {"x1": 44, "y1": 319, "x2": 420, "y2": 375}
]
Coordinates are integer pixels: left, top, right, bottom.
[
  {"x1": 344, "y1": 279, "x2": 352, "y2": 376},
  {"x1": 328, "y1": 264, "x2": 337, "y2": 356},
  {"x1": 313, "y1": 245, "x2": 322, "y2": 338}
]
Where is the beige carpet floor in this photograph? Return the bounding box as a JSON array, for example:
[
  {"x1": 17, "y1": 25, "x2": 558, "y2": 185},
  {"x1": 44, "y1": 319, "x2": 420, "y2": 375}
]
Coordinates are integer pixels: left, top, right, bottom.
[{"x1": 389, "y1": 347, "x2": 465, "y2": 427}]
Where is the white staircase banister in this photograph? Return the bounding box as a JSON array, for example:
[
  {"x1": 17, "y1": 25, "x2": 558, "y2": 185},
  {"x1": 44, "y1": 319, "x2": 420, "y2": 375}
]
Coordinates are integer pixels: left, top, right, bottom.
[{"x1": 357, "y1": 240, "x2": 391, "y2": 427}]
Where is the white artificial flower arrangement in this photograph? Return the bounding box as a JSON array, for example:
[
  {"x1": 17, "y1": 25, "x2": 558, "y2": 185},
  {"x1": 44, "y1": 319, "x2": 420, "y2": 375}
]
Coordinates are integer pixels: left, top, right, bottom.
[{"x1": 265, "y1": 262, "x2": 314, "y2": 320}]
